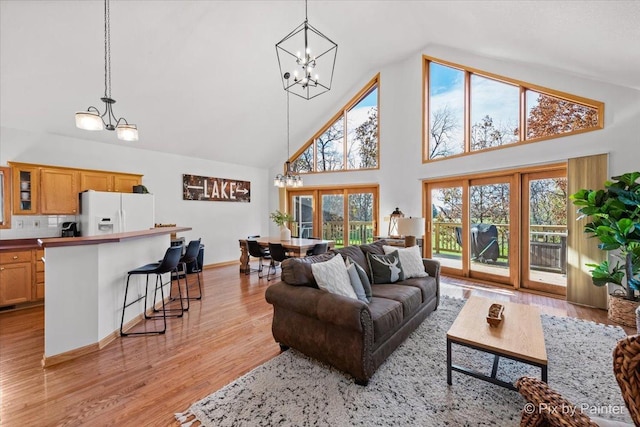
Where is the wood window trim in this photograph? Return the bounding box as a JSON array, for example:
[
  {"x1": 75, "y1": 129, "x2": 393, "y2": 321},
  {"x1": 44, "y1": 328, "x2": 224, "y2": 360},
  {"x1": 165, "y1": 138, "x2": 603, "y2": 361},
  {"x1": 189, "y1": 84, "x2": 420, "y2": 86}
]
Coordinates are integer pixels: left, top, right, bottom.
[
  {"x1": 0, "y1": 166, "x2": 11, "y2": 229},
  {"x1": 286, "y1": 184, "x2": 380, "y2": 241},
  {"x1": 422, "y1": 55, "x2": 605, "y2": 164},
  {"x1": 289, "y1": 73, "x2": 381, "y2": 174}
]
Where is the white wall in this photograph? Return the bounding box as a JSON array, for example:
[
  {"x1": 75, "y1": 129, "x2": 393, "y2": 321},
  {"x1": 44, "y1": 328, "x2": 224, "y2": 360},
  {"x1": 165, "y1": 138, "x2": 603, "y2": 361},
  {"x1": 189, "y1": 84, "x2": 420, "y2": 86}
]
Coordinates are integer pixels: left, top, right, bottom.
[
  {"x1": 271, "y1": 45, "x2": 640, "y2": 232},
  {"x1": 4, "y1": 46, "x2": 640, "y2": 255},
  {"x1": 0, "y1": 126, "x2": 270, "y2": 265}
]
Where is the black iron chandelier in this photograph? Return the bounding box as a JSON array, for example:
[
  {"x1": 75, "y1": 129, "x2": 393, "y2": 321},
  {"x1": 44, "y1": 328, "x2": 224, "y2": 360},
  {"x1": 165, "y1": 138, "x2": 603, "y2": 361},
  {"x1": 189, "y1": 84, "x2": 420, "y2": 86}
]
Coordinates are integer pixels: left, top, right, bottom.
[
  {"x1": 274, "y1": 73, "x2": 303, "y2": 188},
  {"x1": 275, "y1": 0, "x2": 337, "y2": 100},
  {"x1": 75, "y1": 0, "x2": 138, "y2": 141}
]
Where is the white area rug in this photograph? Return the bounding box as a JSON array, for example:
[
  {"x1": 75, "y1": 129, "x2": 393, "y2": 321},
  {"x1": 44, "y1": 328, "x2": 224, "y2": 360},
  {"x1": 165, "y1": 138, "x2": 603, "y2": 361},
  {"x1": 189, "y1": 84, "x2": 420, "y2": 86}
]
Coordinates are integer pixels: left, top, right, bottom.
[{"x1": 176, "y1": 296, "x2": 632, "y2": 426}]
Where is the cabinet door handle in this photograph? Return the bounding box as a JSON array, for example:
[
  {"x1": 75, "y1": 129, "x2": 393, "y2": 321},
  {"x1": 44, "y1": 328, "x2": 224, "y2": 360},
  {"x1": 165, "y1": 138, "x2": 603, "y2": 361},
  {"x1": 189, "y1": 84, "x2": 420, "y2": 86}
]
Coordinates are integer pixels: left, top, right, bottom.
[
  {"x1": 12, "y1": 256, "x2": 18, "y2": 259},
  {"x1": 0, "y1": 267, "x2": 4, "y2": 271}
]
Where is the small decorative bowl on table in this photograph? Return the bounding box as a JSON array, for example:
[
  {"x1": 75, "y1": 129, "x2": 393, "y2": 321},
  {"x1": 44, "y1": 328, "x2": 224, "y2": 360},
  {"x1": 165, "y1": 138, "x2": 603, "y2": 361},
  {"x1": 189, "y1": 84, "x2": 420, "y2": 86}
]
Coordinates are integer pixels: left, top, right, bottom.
[{"x1": 486, "y1": 303, "x2": 504, "y2": 327}]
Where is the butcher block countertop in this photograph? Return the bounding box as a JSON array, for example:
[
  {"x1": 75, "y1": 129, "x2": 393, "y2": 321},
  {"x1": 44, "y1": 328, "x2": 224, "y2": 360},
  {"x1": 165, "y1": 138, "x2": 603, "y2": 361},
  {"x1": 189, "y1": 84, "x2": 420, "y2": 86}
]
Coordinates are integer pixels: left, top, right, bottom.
[{"x1": 38, "y1": 227, "x2": 192, "y2": 248}]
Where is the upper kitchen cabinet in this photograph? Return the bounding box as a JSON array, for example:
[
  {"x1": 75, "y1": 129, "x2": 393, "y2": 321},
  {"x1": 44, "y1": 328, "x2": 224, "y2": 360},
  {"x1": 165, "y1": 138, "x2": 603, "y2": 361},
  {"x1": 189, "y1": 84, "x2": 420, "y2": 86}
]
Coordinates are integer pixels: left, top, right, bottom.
[
  {"x1": 113, "y1": 173, "x2": 142, "y2": 193},
  {"x1": 40, "y1": 168, "x2": 79, "y2": 214},
  {"x1": 80, "y1": 171, "x2": 142, "y2": 193},
  {"x1": 9, "y1": 162, "x2": 144, "y2": 215},
  {"x1": 80, "y1": 171, "x2": 113, "y2": 192},
  {"x1": 11, "y1": 164, "x2": 39, "y2": 215}
]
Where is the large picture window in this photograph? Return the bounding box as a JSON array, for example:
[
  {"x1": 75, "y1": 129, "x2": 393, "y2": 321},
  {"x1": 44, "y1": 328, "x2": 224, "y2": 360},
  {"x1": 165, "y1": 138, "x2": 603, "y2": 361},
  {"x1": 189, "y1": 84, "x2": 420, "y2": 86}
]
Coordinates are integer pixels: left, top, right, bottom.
[
  {"x1": 291, "y1": 74, "x2": 380, "y2": 173},
  {"x1": 424, "y1": 56, "x2": 603, "y2": 162}
]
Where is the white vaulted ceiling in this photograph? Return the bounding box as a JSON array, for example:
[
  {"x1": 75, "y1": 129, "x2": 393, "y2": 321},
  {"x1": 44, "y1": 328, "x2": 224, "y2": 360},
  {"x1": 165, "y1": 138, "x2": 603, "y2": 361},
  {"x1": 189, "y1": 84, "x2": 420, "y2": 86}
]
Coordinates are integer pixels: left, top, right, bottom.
[{"x1": 1, "y1": 1, "x2": 639, "y2": 169}]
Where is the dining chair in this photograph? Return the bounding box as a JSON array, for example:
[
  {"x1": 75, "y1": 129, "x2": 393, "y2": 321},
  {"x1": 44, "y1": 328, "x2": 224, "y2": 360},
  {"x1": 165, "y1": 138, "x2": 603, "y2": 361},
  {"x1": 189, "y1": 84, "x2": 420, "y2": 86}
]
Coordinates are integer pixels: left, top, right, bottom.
[
  {"x1": 306, "y1": 242, "x2": 328, "y2": 256},
  {"x1": 247, "y1": 239, "x2": 271, "y2": 278},
  {"x1": 267, "y1": 242, "x2": 291, "y2": 281}
]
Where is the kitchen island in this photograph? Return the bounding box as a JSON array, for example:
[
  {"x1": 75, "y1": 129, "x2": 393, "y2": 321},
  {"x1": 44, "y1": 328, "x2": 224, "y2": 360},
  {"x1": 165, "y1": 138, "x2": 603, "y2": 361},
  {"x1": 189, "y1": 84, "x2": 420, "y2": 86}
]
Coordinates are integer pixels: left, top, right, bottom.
[{"x1": 38, "y1": 226, "x2": 191, "y2": 367}]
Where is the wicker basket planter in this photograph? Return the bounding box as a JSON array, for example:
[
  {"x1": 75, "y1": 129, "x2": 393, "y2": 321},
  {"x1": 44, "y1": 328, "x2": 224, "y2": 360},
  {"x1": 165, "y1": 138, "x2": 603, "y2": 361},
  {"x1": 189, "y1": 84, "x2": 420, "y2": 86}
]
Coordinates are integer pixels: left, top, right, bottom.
[{"x1": 608, "y1": 294, "x2": 640, "y2": 329}]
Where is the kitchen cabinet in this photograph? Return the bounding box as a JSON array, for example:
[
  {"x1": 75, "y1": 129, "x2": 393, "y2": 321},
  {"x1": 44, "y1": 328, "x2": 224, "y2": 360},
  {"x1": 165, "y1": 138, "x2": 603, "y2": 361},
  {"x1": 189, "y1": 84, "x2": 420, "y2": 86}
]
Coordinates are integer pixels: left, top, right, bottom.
[
  {"x1": 40, "y1": 168, "x2": 79, "y2": 214},
  {"x1": 0, "y1": 250, "x2": 32, "y2": 306},
  {"x1": 80, "y1": 171, "x2": 142, "y2": 193},
  {"x1": 9, "y1": 162, "x2": 143, "y2": 215},
  {"x1": 113, "y1": 174, "x2": 142, "y2": 192},
  {"x1": 35, "y1": 249, "x2": 45, "y2": 300},
  {"x1": 11, "y1": 165, "x2": 39, "y2": 214},
  {"x1": 80, "y1": 171, "x2": 113, "y2": 192}
]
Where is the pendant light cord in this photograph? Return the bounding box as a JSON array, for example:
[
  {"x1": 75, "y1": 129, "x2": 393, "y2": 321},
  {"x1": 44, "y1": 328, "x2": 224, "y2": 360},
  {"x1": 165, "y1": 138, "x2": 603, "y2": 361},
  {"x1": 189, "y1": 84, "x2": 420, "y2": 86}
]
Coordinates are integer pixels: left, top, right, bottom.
[
  {"x1": 287, "y1": 82, "x2": 290, "y2": 158},
  {"x1": 104, "y1": 0, "x2": 111, "y2": 98}
]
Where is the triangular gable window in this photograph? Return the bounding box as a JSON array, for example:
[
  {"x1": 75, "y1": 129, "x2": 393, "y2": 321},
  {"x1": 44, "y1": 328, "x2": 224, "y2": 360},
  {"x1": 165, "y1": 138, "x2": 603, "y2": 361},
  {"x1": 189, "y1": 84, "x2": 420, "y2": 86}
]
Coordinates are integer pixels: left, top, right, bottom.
[{"x1": 290, "y1": 74, "x2": 380, "y2": 173}]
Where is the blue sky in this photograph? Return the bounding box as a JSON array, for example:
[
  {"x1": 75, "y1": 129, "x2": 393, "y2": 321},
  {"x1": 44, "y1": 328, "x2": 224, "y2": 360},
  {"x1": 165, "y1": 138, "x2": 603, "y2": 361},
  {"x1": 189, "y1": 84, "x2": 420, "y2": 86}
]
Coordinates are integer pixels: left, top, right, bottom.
[
  {"x1": 430, "y1": 63, "x2": 462, "y2": 96},
  {"x1": 355, "y1": 88, "x2": 378, "y2": 108}
]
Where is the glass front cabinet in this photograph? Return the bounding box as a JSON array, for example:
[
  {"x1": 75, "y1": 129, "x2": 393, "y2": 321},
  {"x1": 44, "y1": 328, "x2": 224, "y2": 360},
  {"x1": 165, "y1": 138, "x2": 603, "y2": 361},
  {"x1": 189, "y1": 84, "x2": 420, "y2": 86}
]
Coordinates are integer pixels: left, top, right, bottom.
[{"x1": 12, "y1": 165, "x2": 39, "y2": 214}]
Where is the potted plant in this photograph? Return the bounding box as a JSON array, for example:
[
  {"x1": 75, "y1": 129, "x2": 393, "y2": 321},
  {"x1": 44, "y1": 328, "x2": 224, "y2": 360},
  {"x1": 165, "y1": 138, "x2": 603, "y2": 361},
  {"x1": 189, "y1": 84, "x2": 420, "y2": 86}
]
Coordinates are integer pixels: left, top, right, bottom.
[
  {"x1": 570, "y1": 171, "x2": 640, "y2": 327},
  {"x1": 270, "y1": 210, "x2": 294, "y2": 241}
]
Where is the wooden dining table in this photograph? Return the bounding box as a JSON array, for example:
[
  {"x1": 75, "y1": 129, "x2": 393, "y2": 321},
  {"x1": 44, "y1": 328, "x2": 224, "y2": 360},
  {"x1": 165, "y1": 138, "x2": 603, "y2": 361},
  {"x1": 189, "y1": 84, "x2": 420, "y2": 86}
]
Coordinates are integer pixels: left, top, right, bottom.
[{"x1": 238, "y1": 236, "x2": 334, "y2": 274}]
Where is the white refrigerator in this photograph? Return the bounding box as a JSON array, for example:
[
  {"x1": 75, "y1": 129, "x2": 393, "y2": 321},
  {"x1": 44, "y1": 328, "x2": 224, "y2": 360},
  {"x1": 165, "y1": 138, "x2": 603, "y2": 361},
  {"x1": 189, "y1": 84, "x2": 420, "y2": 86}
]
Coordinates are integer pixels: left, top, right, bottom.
[{"x1": 79, "y1": 191, "x2": 155, "y2": 236}]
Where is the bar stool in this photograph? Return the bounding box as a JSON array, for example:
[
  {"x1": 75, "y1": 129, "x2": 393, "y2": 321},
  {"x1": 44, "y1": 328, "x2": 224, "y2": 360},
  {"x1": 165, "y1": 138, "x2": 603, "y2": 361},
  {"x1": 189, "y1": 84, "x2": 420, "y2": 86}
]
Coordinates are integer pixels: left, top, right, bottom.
[
  {"x1": 120, "y1": 246, "x2": 184, "y2": 336},
  {"x1": 172, "y1": 238, "x2": 203, "y2": 301}
]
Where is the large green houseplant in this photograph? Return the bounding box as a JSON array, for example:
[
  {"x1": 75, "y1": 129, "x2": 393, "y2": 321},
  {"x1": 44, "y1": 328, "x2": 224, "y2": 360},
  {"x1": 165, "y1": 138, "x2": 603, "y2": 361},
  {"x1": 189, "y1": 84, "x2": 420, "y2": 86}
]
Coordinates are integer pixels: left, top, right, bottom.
[{"x1": 570, "y1": 172, "x2": 640, "y2": 302}]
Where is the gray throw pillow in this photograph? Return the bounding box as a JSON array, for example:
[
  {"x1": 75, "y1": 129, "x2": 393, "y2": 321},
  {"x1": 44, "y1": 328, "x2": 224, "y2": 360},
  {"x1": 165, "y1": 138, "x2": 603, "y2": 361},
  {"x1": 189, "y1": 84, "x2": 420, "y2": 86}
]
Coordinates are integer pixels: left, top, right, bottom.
[
  {"x1": 346, "y1": 256, "x2": 372, "y2": 301},
  {"x1": 367, "y1": 251, "x2": 405, "y2": 284},
  {"x1": 346, "y1": 263, "x2": 368, "y2": 303}
]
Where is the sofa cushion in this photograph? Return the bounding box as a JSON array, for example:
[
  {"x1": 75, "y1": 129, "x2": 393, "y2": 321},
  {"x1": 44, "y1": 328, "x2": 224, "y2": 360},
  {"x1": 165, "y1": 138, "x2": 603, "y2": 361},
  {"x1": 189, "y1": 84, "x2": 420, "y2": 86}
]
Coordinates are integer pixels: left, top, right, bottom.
[
  {"x1": 281, "y1": 253, "x2": 334, "y2": 287},
  {"x1": 383, "y1": 245, "x2": 428, "y2": 279},
  {"x1": 345, "y1": 256, "x2": 372, "y2": 302},
  {"x1": 359, "y1": 240, "x2": 387, "y2": 256},
  {"x1": 401, "y1": 276, "x2": 438, "y2": 303},
  {"x1": 311, "y1": 254, "x2": 358, "y2": 300},
  {"x1": 371, "y1": 284, "x2": 422, "y2": 318},
  {"x1": 367, "y1": 251, "x2": 405, "y2": 284},
  {"x1": 333, "y1": 245, "x2": 369, "y2": 277},
  {"x1": 367, "y1": 297, "x2": 403, "y2": 344}
]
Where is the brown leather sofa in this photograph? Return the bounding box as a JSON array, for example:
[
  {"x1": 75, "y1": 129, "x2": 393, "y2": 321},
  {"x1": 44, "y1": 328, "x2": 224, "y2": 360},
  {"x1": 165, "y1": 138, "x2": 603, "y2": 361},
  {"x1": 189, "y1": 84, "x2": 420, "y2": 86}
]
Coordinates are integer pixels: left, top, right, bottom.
[{"x1": 265, "y1": 240, "x2": 440, "y2": 385}]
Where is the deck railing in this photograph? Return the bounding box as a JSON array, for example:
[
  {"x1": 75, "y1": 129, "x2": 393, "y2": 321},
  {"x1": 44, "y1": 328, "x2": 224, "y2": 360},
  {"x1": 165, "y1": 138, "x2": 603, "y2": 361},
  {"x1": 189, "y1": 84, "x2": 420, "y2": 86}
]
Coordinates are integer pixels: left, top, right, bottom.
[
  {"x1": 432, "y1": 222, "x2": 567, "y2": 273},
  {"x1": 293, "y1": 221, "x2": 374, "y2": 246}
]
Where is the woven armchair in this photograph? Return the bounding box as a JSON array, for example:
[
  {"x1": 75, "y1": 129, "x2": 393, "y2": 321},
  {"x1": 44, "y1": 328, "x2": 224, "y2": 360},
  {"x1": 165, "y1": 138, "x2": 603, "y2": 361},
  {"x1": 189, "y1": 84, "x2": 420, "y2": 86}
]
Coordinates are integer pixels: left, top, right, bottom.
[
  {"x1": 516, "y1": 334, "x2": 640, "y2": 427},
  {"x1": 613, "y1": 335, "x2": 640, "y2": 425}
]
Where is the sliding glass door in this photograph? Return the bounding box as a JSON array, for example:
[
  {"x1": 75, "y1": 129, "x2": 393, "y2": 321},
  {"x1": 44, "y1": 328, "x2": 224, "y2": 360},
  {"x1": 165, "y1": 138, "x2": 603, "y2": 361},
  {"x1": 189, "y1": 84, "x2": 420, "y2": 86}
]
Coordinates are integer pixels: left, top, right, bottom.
[
  {"x1": 291, "y1": 193, "x2": 314, "y2": 238},
  {"x1": 522, "y1": 170, "x2": 567, "y2": 295},
  {"x1": 425, "y1": 165, "x2": 565, "y2": 290},
  {"x1": 321, "y1": 191, "x2": 345, "y2": 244},
  {"x1": 428, "y1": 181, "x2": 465, "y2": 275},
  {"x1": 347, "y1": 190, "x2": 375, "y2": 246},
  {"x1": 288, "y1": 186, "x2": 378, "y2": 248},
  {"x1": 468, "y1": 176, "x2": 514, "y2": 283}
]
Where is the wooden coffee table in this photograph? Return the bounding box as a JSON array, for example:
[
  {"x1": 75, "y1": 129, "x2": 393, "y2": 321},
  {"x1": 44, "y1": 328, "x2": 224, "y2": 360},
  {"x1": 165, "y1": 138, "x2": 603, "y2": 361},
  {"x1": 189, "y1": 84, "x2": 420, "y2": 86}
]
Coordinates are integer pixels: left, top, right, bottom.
[{"x1": 446, "y1": 296, "x2": 548, "y2": 391}]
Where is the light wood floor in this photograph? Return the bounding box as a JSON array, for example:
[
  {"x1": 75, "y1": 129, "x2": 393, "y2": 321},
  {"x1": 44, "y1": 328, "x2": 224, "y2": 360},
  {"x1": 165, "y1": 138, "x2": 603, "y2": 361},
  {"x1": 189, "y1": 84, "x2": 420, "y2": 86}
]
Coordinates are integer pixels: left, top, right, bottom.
[{"x1": 0, "y1": 265, "x2": 632, "y2": 426}]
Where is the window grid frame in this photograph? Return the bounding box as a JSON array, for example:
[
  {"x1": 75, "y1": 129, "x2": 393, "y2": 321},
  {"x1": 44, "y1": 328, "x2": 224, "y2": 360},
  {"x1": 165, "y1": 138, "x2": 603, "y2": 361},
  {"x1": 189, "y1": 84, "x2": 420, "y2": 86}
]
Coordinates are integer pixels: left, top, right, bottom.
[
  {"x1": 423, "y1": 55, "x2": 604, "y2": 163},
  {"x1": 289, "y1": 73, "x2": 381, "y2": 175}
]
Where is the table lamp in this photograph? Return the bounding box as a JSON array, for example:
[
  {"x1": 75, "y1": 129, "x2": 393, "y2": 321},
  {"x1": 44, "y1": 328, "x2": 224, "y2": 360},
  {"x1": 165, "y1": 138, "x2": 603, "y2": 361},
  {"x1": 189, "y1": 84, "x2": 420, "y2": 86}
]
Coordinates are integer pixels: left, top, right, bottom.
[{"x1": 397, "y1": 217, "x2": 425, "y2": 247}]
